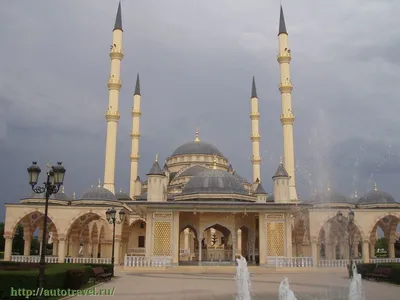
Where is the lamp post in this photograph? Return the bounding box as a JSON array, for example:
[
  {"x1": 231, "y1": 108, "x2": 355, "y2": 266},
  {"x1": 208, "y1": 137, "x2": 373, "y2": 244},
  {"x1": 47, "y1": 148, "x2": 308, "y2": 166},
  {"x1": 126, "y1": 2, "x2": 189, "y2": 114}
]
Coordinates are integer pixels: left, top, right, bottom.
[
  {"x1": 105, "y1": 207, "x2": 125, "y2": 277},
  {"x1": 337, "y1": 208, "x2": 355, "y2": 277},
  {"x1": 27, "y1": 161, "x2": 66, "y2": 293}
]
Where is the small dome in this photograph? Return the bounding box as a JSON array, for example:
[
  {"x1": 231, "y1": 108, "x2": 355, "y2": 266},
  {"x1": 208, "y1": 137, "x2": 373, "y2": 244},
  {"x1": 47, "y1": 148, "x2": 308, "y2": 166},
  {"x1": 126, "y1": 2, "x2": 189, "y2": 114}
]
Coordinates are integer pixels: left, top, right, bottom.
[
  {"x1": 310, "y1": 190, "x2": 349, "y2": 204},
  {"x1": 177, "y1": 165, "x2": 208, "y2": 178},
  {"x1": 171, "y1": 141, "x2": 224, "y2": 157},
  {"x1": 358, "y1": 189, "x2": 397, "y2": 204},
  {"x1": 115, "y1": 190, "x2": 131, "y2": 200},
  {"x1": 182, "y1": 169, "x2": 248, "y2": 195},
  {"x1": 29, "y1": 191, "x2": 69, "y2": 201},
  {"x1": 80, "y1": 186, "x2": 117, "y2": 201}
]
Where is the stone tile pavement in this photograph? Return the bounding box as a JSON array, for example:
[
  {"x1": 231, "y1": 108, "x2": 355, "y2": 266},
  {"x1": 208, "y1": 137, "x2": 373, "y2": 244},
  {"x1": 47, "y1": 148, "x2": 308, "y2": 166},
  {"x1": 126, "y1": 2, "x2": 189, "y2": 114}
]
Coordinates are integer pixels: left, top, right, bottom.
[{"x1": 69, "y1": 267, "x2": 400, "y2": 299}]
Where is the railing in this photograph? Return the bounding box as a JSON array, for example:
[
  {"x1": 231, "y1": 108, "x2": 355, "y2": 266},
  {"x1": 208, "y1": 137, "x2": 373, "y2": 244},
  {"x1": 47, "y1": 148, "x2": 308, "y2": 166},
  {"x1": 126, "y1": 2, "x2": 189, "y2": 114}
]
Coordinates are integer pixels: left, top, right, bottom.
[
  {"x1": 11, "y1": 255, "x2": 59, "y2": 263},
  {"x1": 65, "y1": 257, "x2": 112, "y2": 264},
  {"x1": 370, "y1": 258, "x2": 400, "y2": 264},
  {"x1": 124, "y1": 255, "x2": 172, "y2": 267},
  {"x1": 179, "y1": 249, "x2": 190, "y2": 256},
  {"x1": 318, "y1": 259, "x2": 362, "y2": 268},
  {"x1": 272, "y1": 256, "x2": 314, "y2": 268},
  {"x1": 127, "y1": 248, "x2": 146, "y2": 255}
]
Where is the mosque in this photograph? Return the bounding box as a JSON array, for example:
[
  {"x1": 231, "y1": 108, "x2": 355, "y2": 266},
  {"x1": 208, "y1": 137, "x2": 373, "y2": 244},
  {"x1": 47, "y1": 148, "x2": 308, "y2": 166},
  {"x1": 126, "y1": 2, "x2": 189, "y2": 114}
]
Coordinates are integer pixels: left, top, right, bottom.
[{"x1": 3, "y1": 3, "x2": 400, "y2": 267}]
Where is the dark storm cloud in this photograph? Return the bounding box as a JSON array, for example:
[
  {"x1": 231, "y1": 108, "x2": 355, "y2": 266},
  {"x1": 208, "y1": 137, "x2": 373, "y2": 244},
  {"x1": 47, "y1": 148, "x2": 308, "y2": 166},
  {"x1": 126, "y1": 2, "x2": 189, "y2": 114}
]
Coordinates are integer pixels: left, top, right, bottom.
[{"x1": 1, "y1": 0, "x2": 400, "y2": 220}]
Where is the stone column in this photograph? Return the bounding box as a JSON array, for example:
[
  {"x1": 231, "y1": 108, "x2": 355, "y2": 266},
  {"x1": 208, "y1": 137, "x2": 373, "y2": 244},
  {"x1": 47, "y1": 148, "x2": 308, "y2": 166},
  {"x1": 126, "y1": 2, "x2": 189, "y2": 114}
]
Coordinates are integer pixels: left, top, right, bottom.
[
  {"x1": 310, "y1": 237, "x2": 318, "y2": 267},
  {"x1": 114, "y1": 239, "x2": 121, "y2": 265},
  {"x1": 362, "y1": 240, "x2": 370, "y2": 263},
  {"x1": 4, "y1": 236, "x2": 13, "y2": 261},
  {"x1": 92, "y1": 240, "x2": 99, "y2": 258},
  {"x1": 52, "y1": 240, "x2": 58, "y2": 256},
  {"x1": 231, "y1": 234, "x2": 237, "y2": 262},
  {"x1": 172, "y1": 212, "x2": 180, "y2": 266},
  {"x1": 145, "y1": 212, "x2": 153, "y2": 257},
  {"x1": 369, "y1": 240, "x2": 375, "y2": 259},
  {"x1": 58, "y1": 238, "x2": 66, "y2": 263},
  {"x1": 23, "y1": 236, "x2": 32, "y2": 256},
  {"x1": 388, "y1": 241, "x2": 395, "y2": 258},
  {"x1": 353, "y1": 243, "x2": 359, "y2": 258},
  {"x1": 198, "y1": 233, "x2": 203, "y2": 264},
  {"x1": 184, "y1": 228, "x2": 190, "y2": 250},
  {"x1": 237, "y1": 229, "x2": 242, "y2": 255},
  {"x1": 258, "y1": 213, "x2": 267, "y2": 266}
]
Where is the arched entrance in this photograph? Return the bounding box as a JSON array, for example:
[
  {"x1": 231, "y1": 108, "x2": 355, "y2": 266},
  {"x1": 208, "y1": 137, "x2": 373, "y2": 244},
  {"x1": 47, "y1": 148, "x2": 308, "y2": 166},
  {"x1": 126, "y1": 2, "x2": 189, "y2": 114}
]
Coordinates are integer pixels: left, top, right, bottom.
[
  {"x1": 201, "y1": 224, "x2": 232, "y2": 262},
  {"x1": 179, "y1": 225, "x2": 198, "y2": 263},
  {"x1": 369, "y1": 215, "x2": 400, "y2": 259}
]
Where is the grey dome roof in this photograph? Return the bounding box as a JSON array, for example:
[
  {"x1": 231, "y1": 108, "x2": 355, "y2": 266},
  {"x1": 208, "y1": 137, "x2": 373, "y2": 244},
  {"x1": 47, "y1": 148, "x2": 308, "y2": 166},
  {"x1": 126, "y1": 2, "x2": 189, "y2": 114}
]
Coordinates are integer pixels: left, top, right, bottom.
[
  {"x1": 29, "y1": 191, "x2": 69, "y2": 201},
  {"x1": 181, "y1": 169, "x2": 248, "y2": 195},
  {"x1": 232, "y1": 171, "x2": 250, "y2": 184},
  {"x1": 115, "y1": 190, "x2": 131, "y2": 200},
  {"x1": 80, "y1": 186, "x2": 117, "y2": 201},
  {"x1": 177, "y1": 165, "x2": 208, "y2": 178},
  {"x1": 310, "y1": 190, "x2": 349, "y2": 204},
  {"x1": 171, "y1": 141, "x2": 224, "y2": 157},
  {"x1": 358, "y1": 189, "x2": 397, "y2": 204}
]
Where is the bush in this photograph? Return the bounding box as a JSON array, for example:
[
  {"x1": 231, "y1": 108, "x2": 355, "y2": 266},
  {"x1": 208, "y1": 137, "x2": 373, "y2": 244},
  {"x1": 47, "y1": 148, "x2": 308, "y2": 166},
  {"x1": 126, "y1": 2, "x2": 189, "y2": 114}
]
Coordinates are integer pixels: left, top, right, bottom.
[
  {"x1": 0, "y1": 263, "x2": 96, "y2": 299},
  {"x1": 0, "y1": 252, "x2": 3, "y2": 259}
]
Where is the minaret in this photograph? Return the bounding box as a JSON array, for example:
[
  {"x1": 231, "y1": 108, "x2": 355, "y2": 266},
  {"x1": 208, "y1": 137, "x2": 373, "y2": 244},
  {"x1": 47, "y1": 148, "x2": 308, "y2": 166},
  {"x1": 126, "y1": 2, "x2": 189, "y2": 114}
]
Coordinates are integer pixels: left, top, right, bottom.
[
  {"x1": 103, "y1": 2, "x2": 123, "y2": 194},
  {"x1": 277, "y1": 5, "x2": 298, "y2": 201},
  {"x1": 250, "y1": 76, "x2": 261, "y2": 185},
  {"x1": 129, "y1": 74, "x2": 141, "y2": 198}
]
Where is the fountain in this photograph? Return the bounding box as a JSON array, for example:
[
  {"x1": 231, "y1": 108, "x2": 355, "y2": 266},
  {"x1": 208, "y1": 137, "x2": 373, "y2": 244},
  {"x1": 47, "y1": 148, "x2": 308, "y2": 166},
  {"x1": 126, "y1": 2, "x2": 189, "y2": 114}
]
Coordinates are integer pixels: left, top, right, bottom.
[
  {"x1": 235, "y1": 256, "x2": 365, "y2": 299},
  {"x1": 348, "y1": 262, "x2": 365, "y2": 300},
  {"x1": 278, "y1": 277, "x2": 297, "y2": 300},
  {"x1": 235, "y1": 255, "x2": 251, "y2": 300}
]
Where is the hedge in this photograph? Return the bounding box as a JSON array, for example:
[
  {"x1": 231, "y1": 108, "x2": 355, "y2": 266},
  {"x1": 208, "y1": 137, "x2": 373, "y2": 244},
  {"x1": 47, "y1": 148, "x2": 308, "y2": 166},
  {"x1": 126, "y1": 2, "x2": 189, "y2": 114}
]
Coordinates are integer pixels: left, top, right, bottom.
[
  {"x1": 0, "y1": 262, "x2": 113, "y2": 299},
  {"x1": 356, "y1": 262, "x2": 400, "y2": 284}
]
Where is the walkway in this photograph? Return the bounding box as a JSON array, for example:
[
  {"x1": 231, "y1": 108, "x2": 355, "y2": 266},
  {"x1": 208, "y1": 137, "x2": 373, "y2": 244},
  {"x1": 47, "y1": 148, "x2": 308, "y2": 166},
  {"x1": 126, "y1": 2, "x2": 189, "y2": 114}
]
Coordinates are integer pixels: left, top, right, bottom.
[{"x1": 70, "y1": 267, "x2": 400, "y2": 299}]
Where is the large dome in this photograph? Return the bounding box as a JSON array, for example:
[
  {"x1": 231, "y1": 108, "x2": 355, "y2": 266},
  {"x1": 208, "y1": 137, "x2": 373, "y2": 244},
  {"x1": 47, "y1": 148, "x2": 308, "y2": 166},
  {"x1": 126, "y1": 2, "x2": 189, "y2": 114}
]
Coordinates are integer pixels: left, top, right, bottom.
[
  {"x1": 171, "y1": 141, "x2": 224, "y2": 157},
  {"x1": 309, "y1": 190, "x2": 350, "y2": 204},
  {"x1": 181, "y1": 169, "x2": 248, "y2": 195},
  {"x1": 358, "y1": 189, "x2": 397, "y2": 205},
  {"x1": 176, "y1": 165, "x2": 208, "y2": 178}
]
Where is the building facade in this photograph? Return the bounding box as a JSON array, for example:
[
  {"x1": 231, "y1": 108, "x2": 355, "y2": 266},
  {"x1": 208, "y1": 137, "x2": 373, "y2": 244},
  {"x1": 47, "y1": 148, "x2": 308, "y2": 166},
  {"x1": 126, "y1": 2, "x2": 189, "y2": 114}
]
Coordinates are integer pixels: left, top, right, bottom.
[{"x1": 3, "y1": 4, "x2": 400, "y2": 268}]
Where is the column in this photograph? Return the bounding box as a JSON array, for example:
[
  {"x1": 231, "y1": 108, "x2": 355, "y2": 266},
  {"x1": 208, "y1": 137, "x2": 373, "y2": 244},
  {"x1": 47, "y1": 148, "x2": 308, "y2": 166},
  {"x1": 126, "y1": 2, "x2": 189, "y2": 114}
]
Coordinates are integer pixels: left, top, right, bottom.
[
  {"x1": 184, "y1": 229, "x2": 189, "y2": 250},
  {"x1": 251, "y1": 232, "x2": 256, "y2": 263},
  {"x1": 353, "y1": 243, "x2": 359, "y2": 258},
  {"x1": 369, "y1": 241, "x2": 375, "y2": 259},
  {"x1": 52, "y1": 240, "x2": 58, "y2": 256},
  {"x1": 285, "y1": 214, "x2": 293, "y2": 257},
  {"x1": 232, "y1": 234, "x2": 237, "y2": 262},
  {"x1": 92, "y1": 240, "x2": 99, "y2": 258},
  {"x1": 362, "y1": 240, "x2": 370, "y2": 263},
  {"x1": 310, "y1": 237, "x2": 318, "y2": 267},
  {"x1": 172, "y1": 212, "x2": 180, "y2": 266},
  {"x1": 58, "y1": 238, "x2": 66, "y2": 263},
  {"x1": 23, "y1": 236, "x2": 32, "y2": 256},
  {"x1": 388, "y1": 241, "x2": 395, "y2": 258},
  {"x1": 198, "y1": 233, "x2": 203, "y2": 264},
  {"x1": 4, "y1": 237, "x2": 13, "y2": 261},
  {"x1": 258, "y1": 213, "x2": 267, "y2": 266},
  {"x1": 114, "y1": 239, "x2": 121, "y2": 265},
  {"x1": 237, "y1": 229, "x2": 242, "y2": 255},
  {"x1": 145, "y1": 212, "x2": 153, "y2": 257}
]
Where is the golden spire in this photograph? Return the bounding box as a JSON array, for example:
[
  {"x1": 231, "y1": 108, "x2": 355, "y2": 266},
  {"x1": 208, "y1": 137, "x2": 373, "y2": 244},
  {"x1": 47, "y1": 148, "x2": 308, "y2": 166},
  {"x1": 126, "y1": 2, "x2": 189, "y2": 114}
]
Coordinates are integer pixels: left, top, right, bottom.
[
  {"x1": 73, "y1": 192, "x2": 76, "y2": 200},
  {"x1": 280, "y1": 156, "x2": 283, "y2": 164},
  {"x1": 195, "y1": 128, "x2": 200, "y2": 142},
  {"x1": 61, "y1": 185, "x2": 65, "y2": 193},
  {"x1": 374, "y1": 182, "x2": 378, "y2": 191},
  {"x1": 155, "y1": 154, "x2": 158, "y2": 162},
  {"x1": 98, "y1": 179, "x2": 101, "y2": 187},
  {"x1": 212, "y1": 154, "x2": 217, "y2": 169}
]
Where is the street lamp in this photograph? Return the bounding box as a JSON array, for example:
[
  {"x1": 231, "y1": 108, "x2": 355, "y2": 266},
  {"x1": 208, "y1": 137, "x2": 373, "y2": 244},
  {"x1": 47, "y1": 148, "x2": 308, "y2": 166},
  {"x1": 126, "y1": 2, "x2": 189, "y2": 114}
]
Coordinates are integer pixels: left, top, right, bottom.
[
  {"x1": 105, "y1": 207, "x2": 125, "y2": 277},
  {"x1": 337, "y1": 208, "x2": 355, "y2": 277},
  {"x1": 27, "y1": 161, "x2": 66, "y2": 293}
]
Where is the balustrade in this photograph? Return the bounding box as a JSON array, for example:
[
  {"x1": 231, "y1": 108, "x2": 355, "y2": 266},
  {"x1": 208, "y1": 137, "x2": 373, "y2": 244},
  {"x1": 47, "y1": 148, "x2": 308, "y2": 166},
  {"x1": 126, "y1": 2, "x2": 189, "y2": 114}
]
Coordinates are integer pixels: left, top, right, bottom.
[{"x1": 124, "y1": 255, "x2": 172, "y2": 268}]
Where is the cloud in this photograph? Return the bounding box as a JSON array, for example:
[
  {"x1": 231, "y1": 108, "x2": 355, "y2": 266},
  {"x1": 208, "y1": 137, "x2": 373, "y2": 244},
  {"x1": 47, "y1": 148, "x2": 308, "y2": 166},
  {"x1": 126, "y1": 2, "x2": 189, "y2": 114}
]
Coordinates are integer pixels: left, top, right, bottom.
[{"x1": 1, "y1": 0, "x2": 400, "y2": 220}]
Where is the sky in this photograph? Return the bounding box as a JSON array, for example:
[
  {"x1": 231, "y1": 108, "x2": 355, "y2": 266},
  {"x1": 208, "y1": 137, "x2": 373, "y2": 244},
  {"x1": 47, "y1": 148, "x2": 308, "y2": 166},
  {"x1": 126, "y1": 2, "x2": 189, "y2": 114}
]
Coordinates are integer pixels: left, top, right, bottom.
[{"x1": 0, "y1": 0, "x2": 400, "y2": 221}]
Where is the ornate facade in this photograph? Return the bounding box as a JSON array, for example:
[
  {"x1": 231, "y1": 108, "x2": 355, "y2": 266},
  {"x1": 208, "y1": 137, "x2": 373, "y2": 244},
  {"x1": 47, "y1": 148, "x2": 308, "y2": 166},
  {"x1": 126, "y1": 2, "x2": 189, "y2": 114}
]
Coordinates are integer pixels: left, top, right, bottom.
[{"x1": 3, "y1": 4, "x2": 400, "y2": 267}]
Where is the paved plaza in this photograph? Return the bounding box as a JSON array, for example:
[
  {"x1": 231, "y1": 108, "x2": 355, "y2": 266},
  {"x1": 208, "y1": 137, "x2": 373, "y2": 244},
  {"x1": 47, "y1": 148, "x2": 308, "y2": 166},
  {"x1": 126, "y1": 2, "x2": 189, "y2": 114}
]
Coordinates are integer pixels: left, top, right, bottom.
[{"x1": 71, "y1": 267, "x2": 400, "y2": 300}]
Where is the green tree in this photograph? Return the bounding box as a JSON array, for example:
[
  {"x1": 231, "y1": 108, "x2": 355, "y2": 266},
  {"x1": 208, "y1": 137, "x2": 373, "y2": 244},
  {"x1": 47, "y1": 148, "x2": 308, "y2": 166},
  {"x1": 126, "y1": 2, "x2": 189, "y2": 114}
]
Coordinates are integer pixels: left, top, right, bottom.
[
  {"x1": 211, "y1": 234, "x2": 217, "y2": 246},
  {"x1": 376, "y1": 237, "x2": 388, "y2": 250},
  {"x1": 12, "y1": 224, "x2": 24, "y2": 254}
]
